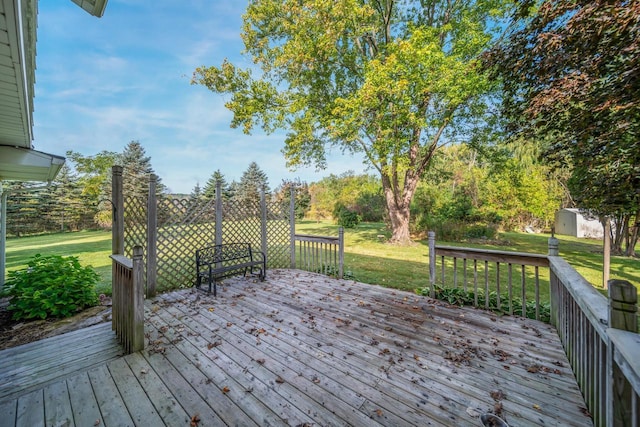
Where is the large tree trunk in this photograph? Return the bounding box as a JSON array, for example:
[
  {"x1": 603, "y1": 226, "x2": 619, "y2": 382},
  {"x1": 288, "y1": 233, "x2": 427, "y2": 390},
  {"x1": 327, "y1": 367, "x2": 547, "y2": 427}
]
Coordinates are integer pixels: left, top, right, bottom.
[
  {"x1": 381, "y1": 172, "x2": 419, "y2": 245},
  {"x1": 387, "y1": 197, "x2": 411, "y2": 243},
  {"x1": 625, "y1": 208, "x2": 639, "y2": 257}
]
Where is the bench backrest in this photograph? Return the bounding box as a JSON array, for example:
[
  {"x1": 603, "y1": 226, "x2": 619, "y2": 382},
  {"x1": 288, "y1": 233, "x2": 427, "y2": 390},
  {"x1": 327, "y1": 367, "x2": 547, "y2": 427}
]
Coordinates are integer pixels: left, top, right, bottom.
[{"x1": 196, "y1": 243, "x2": 255, "y2": 266}]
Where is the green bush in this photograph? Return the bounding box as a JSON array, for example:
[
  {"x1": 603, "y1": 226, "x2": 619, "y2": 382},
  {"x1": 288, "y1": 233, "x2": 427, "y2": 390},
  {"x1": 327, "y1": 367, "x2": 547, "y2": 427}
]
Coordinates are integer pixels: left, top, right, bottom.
[
  {"x1": 418, "y1": 285, "x2": 551, "y2": 323},
  {"x1": 417, "y1": 220, "x2": 499, "y2": 241},
  {"x1": 3, "y1": 254, "x2": 100, "y2": 320},
  {"x1": 333, "y1": 203, "x2": 361, "y2": 228}
]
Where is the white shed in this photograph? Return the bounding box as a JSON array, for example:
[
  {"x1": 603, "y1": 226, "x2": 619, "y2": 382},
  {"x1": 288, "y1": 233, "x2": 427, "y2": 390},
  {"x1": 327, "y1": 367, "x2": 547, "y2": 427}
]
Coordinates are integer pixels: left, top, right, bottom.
[{"x1": 554, "y1": 208, "x2": 604, "y2": 239}]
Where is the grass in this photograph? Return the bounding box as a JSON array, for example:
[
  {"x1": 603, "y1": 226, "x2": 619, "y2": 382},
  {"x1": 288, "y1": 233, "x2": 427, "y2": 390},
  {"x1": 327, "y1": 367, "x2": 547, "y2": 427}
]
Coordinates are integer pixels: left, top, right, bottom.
[
  {"x1": 295, "y1": 221, "x2": 640, "y2": 300},
  {"x1": 5, "y1": 230, "x2": 112, "y2": 295},
  {"x1": 4, "y1": 222, "x2": 639, "y2": 302}
]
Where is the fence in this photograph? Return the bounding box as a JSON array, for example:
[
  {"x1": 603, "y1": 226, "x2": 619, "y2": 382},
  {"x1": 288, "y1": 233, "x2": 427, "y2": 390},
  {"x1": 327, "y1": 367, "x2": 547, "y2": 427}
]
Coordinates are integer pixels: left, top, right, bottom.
[
  {"x1": 428, "y1": 230, "x2": 639, "y2": 426},
  {"x1": 115, "y1": 169, "x2": 338, "y2": 297},
  {"x1": 110, "y1": 245, "x2": 144, "y2": 354},
  {"x1": 293, "y1": 227, "x2": 344, "y2": 279},
  {"x1": 120, "y1": 176, "x2": 290, "y2": 297}
]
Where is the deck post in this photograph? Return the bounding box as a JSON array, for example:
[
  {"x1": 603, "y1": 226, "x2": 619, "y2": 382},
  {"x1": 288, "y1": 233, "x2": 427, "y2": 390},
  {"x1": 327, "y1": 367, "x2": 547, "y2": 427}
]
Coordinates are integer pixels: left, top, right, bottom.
[
  {"x1": 428, "y1": 231, "x2": 436, "y2": 298},
  {"x1": 338, "y1": 227, "x2": 344, "y2": 279},
  {"x1": 215, "y1": 181, "x2": 223, "y2": 246},
  {"x1": 548, "y1": 234, "x2": 559, "y2": 256},
  {"x1": 548, "y1": 235, "x2": 559, "y2": 326},
  {"x1": 260, "y1": 187, "x2": 268, "y2": 262},
  {"x1": 131, "y1": 245, "x2": 145, "y2": 352},
  {"x1": 609, "y1": 280, "x2": 638, "y2": 333},
  {"x1": 290, "y1": 187, "x2": 296, "y2": 269},
  {"x1": 607, "y1": 279, "x2": 638, "y2": 427},
  {"x1": 111, "y1": 166, "x2": 124, "y2": 333},
  {"x1": 112, "y1": 165, "x2": 124, "y2": 256},
  {"x1": 147, "y1": 174, "x2": 157, "y2": 298}
]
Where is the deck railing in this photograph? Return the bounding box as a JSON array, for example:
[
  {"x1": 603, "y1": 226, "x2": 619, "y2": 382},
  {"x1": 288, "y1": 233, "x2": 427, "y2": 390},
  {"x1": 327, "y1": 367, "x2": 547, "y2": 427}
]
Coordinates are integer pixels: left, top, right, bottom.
[
  {"x1": 110, "y1": 245, "x2": 144, "y2": 354},
  {"x1": 427, "y1": 231, "x2": 549, "y2": 320},
  {"x1": 550, "y1": 257, "x2": 639, "y2": 427},
  {"x1": 427, "y1": 231, "x2": 639, "y2": 426},
  {"x1": 293, "y1": 227, "x2": 344, "y2": 279}
]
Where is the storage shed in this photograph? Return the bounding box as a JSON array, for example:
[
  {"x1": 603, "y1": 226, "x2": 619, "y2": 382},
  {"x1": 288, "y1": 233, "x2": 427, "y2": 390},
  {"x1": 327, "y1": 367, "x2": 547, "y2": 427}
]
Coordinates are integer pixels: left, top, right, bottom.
[{"x1": 554, "y1": 208, "x2": 604, "y2": 239}]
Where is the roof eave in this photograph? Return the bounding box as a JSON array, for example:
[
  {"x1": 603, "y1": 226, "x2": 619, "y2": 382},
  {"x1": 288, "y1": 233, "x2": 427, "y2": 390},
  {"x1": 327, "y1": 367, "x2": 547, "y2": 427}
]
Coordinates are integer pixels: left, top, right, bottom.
[{"x1": 0, "y1": 145, "x2": 65, "y2": 182}]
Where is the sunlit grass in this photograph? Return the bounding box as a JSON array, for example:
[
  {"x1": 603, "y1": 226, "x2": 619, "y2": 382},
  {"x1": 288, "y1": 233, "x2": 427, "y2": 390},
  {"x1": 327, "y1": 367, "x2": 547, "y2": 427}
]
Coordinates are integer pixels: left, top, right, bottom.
[
  {"x1": 5, "y1": 230, "x2": 112, "y2": 294},
  {"x1": 295, "y1": 221, "x2": 640, "y2": 299}
]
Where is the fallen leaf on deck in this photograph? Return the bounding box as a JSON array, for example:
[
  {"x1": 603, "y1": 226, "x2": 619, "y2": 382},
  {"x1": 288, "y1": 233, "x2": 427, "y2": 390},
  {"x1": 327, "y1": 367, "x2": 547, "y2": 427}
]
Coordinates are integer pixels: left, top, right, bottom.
[
  {"x1": 275, "y1": 376, "x2": 285, "y2": 383},
  {"x1": 190, "y1": 413, "x2": 201, "y2": 426},
  {"x1": 490, "y1": 390, "x2": 505, "y2": 400},
  {"x1": 493, "y1": 401, "x2": 503, "y2": 416},
  {"x1": 94, "y1": 420, "x2": 101, "y2": 426},
  {"x1": 527, "y1": 364, "x2": 541, "y2": 373},
  {"x1": 208, "y1": 307, "x2": 214, "y2": 312},
  {"x1": 533, "y1": 403, "x2": 541, "y2": 411},
  {"x1": 222, "y1": 386, "x2": 230, "y2": 394},
  {"x1": 375, "y1": 409, "x2": 384, "y2": 417},
  {"x1": 140, "y1": 368, "x2": 148, "y2": 374}
]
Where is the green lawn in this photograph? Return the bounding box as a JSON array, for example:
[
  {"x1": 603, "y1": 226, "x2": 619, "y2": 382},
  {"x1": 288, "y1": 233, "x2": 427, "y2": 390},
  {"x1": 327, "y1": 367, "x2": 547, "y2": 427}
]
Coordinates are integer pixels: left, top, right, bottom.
[
  {"x1": 5, "y1": 230, "x2": 113, "y2": 295},
  {"x1": 4, "y1": 222, "x2": 639, "y2": 301},
  {"x1": 295, "y1": 221, "x2": 640, "y2": 299}
]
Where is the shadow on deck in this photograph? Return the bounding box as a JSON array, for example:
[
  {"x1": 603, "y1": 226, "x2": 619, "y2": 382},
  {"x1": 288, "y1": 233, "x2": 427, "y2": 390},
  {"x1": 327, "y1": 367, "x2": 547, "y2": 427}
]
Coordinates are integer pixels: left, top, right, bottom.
[{"x1": 0, "y1": 269, "x2": 592, "y2": 426}]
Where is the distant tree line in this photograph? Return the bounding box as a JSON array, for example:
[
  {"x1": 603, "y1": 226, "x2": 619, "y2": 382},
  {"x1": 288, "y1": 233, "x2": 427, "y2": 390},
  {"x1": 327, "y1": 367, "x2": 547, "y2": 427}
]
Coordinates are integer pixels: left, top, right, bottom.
[
  {"x1": 3, "y1": 141, "x2": 565, "y2": 241},
  {"x1": 4, "y1": 141, "x2": 164, "y2": 236}
]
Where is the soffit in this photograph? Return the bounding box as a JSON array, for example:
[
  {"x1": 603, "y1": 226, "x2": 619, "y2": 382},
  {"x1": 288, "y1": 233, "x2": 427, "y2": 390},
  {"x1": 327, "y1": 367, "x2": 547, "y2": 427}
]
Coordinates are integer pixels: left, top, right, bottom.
[{"x1": 0, "y1": 0, "x2": 36, "y2": 150}]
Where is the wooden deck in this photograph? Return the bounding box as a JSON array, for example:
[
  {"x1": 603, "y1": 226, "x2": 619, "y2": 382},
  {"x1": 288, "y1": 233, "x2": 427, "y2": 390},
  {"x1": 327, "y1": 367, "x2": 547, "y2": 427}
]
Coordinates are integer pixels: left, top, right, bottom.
[{"x1": 0, "y1": 269, "x2": 592, "y2": 426}]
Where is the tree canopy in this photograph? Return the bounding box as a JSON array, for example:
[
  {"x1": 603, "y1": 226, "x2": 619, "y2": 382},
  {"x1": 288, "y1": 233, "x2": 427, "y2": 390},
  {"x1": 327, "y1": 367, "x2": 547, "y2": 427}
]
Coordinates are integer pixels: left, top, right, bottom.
[
  {"x1": 193, "y1": 0, "x2": 512, "y2": 243},
  {"x1": 488, "y1": 0, "x2": 640, "y2": 254}
]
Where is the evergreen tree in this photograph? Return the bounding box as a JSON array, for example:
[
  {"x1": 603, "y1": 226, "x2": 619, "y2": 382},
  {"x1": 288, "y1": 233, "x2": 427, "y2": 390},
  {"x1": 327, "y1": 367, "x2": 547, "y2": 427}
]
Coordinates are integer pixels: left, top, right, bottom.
[
  {"x1": 190, "y1": 182, "x2": 203, "y2": 200},
  {"x1": 202, "y1": 169, "x2": 228, "y2": 200},
  {"x1": 234, "y1": 162, "x2": 270, "y2": 207},
  {"x1": 95, "y1": 140, "x2": 166, "y2": 227},
  {"x1": 120, "y1": 140, "x2": 166, "y2": 198},
  {"x1": 275, "y1": 179, "x2": 311, "y2": 219},
  {"x1": 50, "y1": 164, "x2": 86, "y2": 231}
]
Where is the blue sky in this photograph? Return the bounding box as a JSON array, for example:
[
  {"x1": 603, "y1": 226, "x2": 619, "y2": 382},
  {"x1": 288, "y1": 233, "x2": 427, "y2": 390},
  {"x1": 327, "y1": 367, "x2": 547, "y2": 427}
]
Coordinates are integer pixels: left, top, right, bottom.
[{"x1": 32, "y1": 0, "x2": 365, "y2": 194}]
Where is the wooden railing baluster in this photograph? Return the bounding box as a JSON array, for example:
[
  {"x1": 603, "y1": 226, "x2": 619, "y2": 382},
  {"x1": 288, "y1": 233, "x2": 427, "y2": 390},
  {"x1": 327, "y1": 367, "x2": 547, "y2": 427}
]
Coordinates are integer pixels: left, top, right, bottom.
[{"x1": 294, "y1": 228, "x2": 344, "y2": 279}]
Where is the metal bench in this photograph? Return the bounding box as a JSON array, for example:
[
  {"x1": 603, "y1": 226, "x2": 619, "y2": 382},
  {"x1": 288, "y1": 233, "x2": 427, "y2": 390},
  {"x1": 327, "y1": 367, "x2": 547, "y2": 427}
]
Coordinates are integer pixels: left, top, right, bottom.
[{"x1": 195, "y1": 243, "x2": 266, "y2": 296}]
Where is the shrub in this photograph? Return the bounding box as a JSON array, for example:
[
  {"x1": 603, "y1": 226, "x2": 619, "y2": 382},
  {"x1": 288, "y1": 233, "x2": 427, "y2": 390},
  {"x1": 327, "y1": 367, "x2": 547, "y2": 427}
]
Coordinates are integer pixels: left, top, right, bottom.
[
  {"x1": 3, "y1": 254, "x2": 100, "y2": 320},
  {"x1": 417, "y1": 220, "x2": 499, "y2": 241},
  {"x1": 417, "y1": 285, "x2": 550, "y2": 323},
  {"x1": 333, "y1": 203, "x2": 361, "y2": 228}
]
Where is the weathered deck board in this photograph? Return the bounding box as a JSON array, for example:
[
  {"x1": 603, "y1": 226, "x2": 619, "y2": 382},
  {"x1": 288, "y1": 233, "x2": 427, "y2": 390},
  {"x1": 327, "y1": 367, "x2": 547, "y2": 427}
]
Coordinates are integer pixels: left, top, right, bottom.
[
  {"x1": 87, "y1": 364, "x2": 134, "y2": 426},
  {"x1": 65, "y1": 373, "x2": 104, "y2": 426},
  {"x1": 0, "y1": 269, "x2": 592, "y2": 426},
  {"x1": 0, "y1": 322, "x2": 121, "y2": 400},
  {"x1": 200, "y1": 274, "x2": 576, "y2": 424}
]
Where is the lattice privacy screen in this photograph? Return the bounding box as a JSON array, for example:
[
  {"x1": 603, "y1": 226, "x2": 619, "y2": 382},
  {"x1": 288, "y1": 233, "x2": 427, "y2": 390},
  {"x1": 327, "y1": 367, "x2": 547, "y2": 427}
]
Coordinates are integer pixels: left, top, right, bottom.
[{"x1": 123, "y1": 191, "x2": 291, "y2": 293}]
